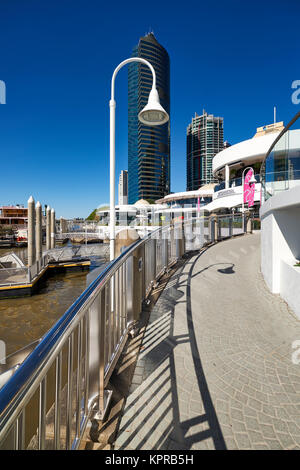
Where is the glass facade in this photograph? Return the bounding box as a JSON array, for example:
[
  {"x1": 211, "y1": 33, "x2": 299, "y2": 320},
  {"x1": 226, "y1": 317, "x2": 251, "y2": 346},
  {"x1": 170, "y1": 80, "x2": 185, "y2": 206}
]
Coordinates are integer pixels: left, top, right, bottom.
[
  {"x1": 128, "y1": 33, "x2": 170, "y2": 204},
  {"x1": 261, "y1": 112, "x2": 300, "y2": 202},
  {"x1": 187, "y1": 111, "x2": 223, "y2": 191}
]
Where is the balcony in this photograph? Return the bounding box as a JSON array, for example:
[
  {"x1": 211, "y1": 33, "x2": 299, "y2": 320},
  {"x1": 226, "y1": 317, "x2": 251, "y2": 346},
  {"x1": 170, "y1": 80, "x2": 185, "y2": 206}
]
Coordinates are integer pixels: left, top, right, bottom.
[{"x1": 214, "y1": 174, "x2": 261, "y2": 193}]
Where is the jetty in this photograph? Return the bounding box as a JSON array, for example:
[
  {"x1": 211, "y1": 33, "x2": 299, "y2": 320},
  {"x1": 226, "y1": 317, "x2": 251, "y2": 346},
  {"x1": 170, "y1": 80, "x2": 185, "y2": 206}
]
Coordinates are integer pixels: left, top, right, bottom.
[{"x1": 0, "y1": 244, "x2": 109, "y2": 298}]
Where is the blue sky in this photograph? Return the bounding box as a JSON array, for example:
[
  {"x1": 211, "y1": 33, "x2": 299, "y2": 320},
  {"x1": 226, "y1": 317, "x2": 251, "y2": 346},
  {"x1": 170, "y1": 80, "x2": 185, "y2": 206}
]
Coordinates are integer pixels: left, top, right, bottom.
[{"x1": 0, "y1": 0, "x2": 299, "y2": 218}]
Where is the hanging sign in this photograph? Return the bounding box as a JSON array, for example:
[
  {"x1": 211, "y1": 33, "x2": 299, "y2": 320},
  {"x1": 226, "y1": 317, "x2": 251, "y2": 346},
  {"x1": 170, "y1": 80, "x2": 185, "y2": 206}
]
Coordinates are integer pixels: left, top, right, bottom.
[{"x1": 244, "y1": 169, "x2": 255, "y2": 207}]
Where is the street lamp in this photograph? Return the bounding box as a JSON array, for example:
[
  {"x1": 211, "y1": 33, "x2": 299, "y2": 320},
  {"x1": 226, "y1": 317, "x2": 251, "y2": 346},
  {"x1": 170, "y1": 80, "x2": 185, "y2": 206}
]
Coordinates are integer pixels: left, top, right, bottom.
[
  {"x1": 241, "y1": 166, "x2": 256, "y2": 214},
  {"x1": 109, "y1": 57, "x2": 169, "y2": 260}
]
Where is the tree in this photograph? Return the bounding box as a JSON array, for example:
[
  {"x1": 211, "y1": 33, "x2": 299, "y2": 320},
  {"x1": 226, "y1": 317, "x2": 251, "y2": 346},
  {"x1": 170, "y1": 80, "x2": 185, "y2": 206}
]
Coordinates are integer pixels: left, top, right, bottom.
[{"x1": 86, "y1": 209, "x2": 97, "y2": 221}]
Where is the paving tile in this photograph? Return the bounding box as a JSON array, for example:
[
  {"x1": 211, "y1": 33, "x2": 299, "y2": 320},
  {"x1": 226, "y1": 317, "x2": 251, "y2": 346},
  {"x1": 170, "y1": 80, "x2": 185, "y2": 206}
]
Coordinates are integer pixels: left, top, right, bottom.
[{"x1": 114, "y1": 235, "x2": 300, "y2": 451}]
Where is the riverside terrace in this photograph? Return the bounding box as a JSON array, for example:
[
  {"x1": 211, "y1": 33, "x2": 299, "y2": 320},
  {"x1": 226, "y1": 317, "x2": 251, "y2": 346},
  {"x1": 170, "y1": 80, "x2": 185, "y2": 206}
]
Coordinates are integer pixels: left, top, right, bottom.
[{"x1": 0, "y1": 214, "x2": 300, "y2": 450}]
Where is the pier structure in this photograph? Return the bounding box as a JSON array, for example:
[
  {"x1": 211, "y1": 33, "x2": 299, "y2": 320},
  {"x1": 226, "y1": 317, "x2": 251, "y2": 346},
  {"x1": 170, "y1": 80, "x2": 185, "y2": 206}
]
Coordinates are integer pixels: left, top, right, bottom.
[
  {"x1": 27, "y1": 196, "x2": 36, "y2": 267},
  {"x1": 46, "y1": 206, "x2": 51, "y2": 250},
  {"x1": 35, "y1": 201, "x2": 42, "y2": 261},
  {"x1": 50, "y1": 208, "x2": 56, "y2": 249}
]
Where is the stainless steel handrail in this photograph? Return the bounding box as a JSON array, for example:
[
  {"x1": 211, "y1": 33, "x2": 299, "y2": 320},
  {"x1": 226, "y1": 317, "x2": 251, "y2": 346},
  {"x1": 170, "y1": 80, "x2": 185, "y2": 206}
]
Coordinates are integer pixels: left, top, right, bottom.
[
  {"x1": 0, "y1": 226, "x2": 168, "y2": 449},
  {"x1": 0, "y1": 216, "x2": 248, "y2": 450}
]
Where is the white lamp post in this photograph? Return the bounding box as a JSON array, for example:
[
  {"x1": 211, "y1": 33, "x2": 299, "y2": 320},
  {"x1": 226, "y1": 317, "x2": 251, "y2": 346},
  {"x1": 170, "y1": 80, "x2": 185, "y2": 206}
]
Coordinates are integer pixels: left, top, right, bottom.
[
  {"x1": 241, "y1": 166, "x2": 256, "y2": 214},
  {"x1": 109, "y1": 58, "x2": 169, "y2": 261}
]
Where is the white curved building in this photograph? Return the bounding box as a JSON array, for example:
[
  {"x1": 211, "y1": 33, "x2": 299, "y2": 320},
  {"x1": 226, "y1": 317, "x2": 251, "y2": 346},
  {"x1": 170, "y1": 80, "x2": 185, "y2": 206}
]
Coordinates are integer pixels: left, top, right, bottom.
[{"x1": 204, "y1": 122, "x2": 284, "y2": 213}]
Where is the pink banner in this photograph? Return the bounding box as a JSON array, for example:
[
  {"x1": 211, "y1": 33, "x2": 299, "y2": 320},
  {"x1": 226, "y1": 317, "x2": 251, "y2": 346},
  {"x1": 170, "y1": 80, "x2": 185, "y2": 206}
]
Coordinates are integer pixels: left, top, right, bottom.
[{"x1": 244, "y1": 169, "x2": 255, "y2": 207}]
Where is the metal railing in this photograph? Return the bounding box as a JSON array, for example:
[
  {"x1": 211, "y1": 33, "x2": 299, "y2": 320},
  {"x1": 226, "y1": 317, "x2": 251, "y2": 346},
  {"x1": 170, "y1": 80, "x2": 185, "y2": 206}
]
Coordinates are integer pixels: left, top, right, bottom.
[
  {"x1": 45, "y1": 245, "x2": 109, "y2": 263},
  {"x1": 0, "y1": 216, "x2": 249, "y2": 450}
]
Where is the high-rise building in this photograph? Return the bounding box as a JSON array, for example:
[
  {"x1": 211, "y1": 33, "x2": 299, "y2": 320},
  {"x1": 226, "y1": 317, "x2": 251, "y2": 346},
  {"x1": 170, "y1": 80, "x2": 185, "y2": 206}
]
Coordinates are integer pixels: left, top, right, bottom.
[
  {"x1": 118, "y1": 170, "x2": 128, "y2": 206},
  {"x1": 128, "y1": 33, "x2": 170, "y2": 203},
  {"x1": 186, "y1": 110, "x2": 224, "y2": 191}
]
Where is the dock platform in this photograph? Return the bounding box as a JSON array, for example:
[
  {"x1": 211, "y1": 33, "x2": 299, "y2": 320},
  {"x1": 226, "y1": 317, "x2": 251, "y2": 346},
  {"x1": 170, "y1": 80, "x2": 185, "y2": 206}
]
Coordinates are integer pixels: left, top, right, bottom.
[{"x1": 0, "y1": 243, "x2": 109, "y2": 298}]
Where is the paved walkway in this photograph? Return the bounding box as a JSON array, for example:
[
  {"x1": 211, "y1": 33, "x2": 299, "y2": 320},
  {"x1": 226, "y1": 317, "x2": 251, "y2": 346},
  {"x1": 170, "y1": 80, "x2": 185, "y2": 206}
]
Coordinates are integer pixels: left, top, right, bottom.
[{"x1": 114, "y1": 234, "x2": 300, "y2": 450}]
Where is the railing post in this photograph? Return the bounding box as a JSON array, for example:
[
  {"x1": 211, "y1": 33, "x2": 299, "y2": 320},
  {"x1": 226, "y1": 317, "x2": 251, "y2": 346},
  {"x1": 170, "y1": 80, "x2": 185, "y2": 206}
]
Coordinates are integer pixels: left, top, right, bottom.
[
  {"x1": 243, "y1": 213, "x2": 247, "y2": 233},
  {"x1": 97, "y1": 289, "x2": 108, "y2": 419},
  {"x1": 229, "y1": 216, "x2": 233, "y2": 237},
  {"x1": 213, "y1": 216, "x2": 218, "y2": 242},
  {"x1": 208, "y1": 216, "x2": 212, "y2": 243},
  {"x1": 246, "y1": 213, "x2": 252, "y2": 234},
  {"x1": 131, "y1": 244, "x2": 145, "y2": 322},
  {"x1": 126, "y1": 256, "x2": 134, "y2": 324},
  {"x1": 175, "y1": 223, "x2": 181, "y2": 259},
  {"x1": 162, "y1": 233, "x2": 168, "y2": 270},
  {"x1": 88, "y1": 289, "x2": 113, "y2": 422}
]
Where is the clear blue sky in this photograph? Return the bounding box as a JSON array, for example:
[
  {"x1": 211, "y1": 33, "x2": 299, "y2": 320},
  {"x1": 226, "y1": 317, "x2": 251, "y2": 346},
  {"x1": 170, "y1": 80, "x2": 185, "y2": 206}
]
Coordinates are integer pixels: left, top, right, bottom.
[{"x1": 0, "y1": 0, "x2": 299, "y2": 218}]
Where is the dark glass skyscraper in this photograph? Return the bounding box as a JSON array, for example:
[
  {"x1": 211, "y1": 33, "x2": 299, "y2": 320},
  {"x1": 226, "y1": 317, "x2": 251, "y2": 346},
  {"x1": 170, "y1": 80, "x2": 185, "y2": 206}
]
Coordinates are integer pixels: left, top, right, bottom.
[
  {"x1": 187, "y1": 110, "x2": 224, "y2": 190},
  {"x1": 128, "y1": 33, "x2": 170, "y2": 203}
]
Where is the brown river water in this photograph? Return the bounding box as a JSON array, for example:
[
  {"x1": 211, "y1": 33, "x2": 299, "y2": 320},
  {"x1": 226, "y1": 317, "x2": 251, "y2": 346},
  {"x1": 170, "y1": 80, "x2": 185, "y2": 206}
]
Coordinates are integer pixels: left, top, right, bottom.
[{"x1": 0, "y1": 246, "x2": 107, "y2": 358}]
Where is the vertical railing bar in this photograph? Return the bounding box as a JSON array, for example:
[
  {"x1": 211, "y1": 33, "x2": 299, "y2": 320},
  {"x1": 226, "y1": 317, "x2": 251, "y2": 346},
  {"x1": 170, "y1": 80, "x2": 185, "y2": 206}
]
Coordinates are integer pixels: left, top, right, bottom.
[
  {"x1": 103, "y1": 285, "x2": 108, "y2": 370},
  {"x1": 113, "y1": 272, "x2": 117, "y2": 351},
  {"x1": 38, "y1": 376, "x2": 47, "y2": 450},
  {"x1": 121, "y1": 265, "x2": 124, "y2": 339},
  {"x1": 76, "y1": 321, "x2": 82, "y2": 439},
  {"x1": 84, "y1": 313, "x2": 90, "y2": 417},
  {"x1": 13, "y1": 421, "x2": 17, "y2": 450},
  {"x1": 114, "y1": 271, "x2": 118, "y2": 352},
  {"x1": 120, "y1": 264, "x2": 124, "y2": 336},
  {"x1": 66, "y1": 333, "x2": 74, "y2": 450},
  {"x1": 15, "y1": 409, "x2": 25, "y2": 450},
  {"x1": 116, "y1": 268, "x2": 120, "y2": 346},
  {"x1": 123, "y1": 262, "x2": 127, "y2": 333},
  {"x1": 108, "y1": 280, "x2": 112, "y2": 363},
  {"x1": 98, "y1": 289, "x2": 105, "y2": 416},
  {"x1": 54, "y1": 352, "x2": 62, "y2": 450}
]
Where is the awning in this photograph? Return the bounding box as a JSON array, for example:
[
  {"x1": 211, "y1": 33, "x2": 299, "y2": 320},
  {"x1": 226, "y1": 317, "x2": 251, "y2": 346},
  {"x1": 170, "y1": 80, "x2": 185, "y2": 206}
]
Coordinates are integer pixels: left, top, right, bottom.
[
  {"x1": 154, "y1": 207, "x2": 201, "y2": 214},
  {"x1": 203, "y1": 194, "x2": 243, "y2": 212}
]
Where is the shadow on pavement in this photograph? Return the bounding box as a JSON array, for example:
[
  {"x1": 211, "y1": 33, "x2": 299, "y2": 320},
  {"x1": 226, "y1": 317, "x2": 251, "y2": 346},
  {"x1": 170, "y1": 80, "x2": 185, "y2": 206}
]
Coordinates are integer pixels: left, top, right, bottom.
[{"x1": 116, "y1": 251, "x2": 227, "y2": 450}]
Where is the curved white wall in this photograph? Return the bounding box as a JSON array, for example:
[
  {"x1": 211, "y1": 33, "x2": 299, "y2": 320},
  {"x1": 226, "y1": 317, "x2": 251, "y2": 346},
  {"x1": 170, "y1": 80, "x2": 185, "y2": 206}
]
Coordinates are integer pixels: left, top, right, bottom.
[
  {"x1": 260, "y1": 186, "x2": 300, "y2": 319},
  {"x1": 213, "y1": 132, "x2": 280, "y2": 175}
]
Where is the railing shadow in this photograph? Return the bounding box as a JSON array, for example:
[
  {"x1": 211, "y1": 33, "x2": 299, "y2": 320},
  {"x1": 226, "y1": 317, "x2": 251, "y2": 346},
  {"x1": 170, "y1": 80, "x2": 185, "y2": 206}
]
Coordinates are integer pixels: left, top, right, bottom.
[{"x1": 116, "y1": 252, "x2": 227, "y2": 450}]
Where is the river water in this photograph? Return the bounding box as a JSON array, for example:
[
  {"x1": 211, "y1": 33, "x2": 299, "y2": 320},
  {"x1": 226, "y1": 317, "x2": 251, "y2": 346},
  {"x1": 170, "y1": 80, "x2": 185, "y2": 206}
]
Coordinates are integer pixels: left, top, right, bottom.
[{"x1": 0, "y1": 246, "x2": 108, "y2": 358}]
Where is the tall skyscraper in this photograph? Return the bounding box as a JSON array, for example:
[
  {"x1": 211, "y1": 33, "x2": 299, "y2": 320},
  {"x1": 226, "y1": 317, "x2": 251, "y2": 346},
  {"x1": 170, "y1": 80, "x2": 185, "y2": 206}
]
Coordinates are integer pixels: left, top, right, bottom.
[
  {"x1": 186, "y1": 110, "x2": 224, "y2": 191},
  {"x1": 128, "y1": 33, "x2": 170, "y2": 203},
  {"x1": 118, "y1": 170, "x2": 128, "y2": 205}
]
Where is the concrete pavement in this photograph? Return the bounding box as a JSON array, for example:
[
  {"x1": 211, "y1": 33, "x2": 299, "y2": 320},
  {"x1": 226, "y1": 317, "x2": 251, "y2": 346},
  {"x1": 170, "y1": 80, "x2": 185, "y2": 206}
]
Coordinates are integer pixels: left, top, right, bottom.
[{"x1": 114, "y1": 233, "x2": 300, "y2": 450}]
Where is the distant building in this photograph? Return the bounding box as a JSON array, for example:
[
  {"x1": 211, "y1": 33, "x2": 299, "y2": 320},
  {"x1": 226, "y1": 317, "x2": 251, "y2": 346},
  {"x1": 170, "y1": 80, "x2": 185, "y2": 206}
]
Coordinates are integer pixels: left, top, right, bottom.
[
  {"x1": 118, "y1": 170, "x2": 128, "y2": 206},
  {"x1": 97, "y1": 199, "x2": 167, "y2": 225},
  {"x1": 0, "y1": 205, "x2": 27, "y2": 225},
  {"x1": 156, "y1": 184, "x2": 215, "y2": 208},
  {"x1": 128, "y1": 32, "x2": 170, "y2": 203},
  {"x1": 187, "y1": 110, "x2": 224, "y2": 191}
]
